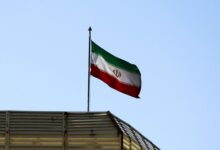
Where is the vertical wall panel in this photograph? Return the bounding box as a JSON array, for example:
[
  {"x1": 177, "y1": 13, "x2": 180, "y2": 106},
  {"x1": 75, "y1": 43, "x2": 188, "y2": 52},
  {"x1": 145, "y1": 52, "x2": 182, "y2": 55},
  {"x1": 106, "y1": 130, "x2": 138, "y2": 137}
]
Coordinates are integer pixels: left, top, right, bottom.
[
  {"x1": 67, "y1": 112, "x2": 120, "y2": 150},
  {"x1": 0, "y1": 112, "x2": 6, "y2": 150},
  {"x1": 9, "y1": 112, "x2": 64, "y2": 150}
]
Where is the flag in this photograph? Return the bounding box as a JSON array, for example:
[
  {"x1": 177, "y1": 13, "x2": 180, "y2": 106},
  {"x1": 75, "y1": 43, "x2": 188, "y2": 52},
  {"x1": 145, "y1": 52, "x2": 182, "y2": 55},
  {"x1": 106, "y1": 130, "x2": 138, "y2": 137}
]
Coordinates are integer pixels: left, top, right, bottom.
[{"x1": 90, "y1": 41, "x2": 141, "y2": 98}]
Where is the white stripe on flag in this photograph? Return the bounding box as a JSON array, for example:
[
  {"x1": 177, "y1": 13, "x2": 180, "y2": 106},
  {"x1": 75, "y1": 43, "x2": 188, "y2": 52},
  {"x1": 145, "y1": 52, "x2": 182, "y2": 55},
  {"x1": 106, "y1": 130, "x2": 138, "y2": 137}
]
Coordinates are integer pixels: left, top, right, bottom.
[{"x1": 91, "y1": 53, "x2": 141, "y2": 87}]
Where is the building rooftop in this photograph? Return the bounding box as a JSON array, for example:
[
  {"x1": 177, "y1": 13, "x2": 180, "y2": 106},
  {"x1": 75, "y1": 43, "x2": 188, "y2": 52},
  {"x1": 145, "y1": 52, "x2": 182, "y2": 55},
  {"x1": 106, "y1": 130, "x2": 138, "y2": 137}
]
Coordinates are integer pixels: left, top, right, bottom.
[{"x1": 0, "y1": 111, "x2": 159, "y2": 150}]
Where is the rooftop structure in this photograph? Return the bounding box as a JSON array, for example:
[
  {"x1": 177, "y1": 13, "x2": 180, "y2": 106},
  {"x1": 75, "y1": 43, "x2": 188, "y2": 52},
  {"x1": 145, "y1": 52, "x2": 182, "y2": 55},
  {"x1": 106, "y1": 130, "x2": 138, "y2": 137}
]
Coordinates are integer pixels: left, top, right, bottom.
[{"x1": 0, "y1": 111, "x2": 159, "y2": 150}]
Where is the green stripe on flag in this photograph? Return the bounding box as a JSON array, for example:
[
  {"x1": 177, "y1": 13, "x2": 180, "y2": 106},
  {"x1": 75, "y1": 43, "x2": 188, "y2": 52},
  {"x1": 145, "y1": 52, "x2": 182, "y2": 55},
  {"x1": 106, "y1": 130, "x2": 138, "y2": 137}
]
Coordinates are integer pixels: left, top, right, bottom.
[{"x1": 91, "y1": 41, "x2": 140, "y2": 75}]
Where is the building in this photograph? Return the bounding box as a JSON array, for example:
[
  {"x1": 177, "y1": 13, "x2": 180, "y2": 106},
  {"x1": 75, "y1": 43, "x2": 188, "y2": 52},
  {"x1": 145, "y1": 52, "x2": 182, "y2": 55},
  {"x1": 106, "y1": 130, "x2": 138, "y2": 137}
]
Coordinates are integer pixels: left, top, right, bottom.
[{"x1": 0, "y1": 111, "x2": 159, "y2": 150}]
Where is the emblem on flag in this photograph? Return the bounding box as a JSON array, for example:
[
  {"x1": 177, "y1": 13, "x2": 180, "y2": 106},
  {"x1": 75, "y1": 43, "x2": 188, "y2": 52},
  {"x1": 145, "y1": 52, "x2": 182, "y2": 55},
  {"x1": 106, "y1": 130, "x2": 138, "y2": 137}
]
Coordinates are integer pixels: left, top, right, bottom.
[{"x1": 113, "y1": 69, "x2": 121, "y2": 78}]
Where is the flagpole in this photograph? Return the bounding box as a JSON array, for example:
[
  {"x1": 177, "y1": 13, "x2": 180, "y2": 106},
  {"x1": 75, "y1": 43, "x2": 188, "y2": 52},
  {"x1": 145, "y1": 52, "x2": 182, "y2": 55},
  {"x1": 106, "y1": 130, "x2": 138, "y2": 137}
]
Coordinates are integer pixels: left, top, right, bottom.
[{"x1": 87, "y1": 27, "x2": 92, "y2": 112}]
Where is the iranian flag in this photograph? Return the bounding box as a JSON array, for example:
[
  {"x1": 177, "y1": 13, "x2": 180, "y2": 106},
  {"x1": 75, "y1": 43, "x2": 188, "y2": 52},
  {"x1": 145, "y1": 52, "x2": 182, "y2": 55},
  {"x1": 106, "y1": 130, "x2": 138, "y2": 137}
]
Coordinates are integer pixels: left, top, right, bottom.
[{"x1": 90, "y1": 41, "x2": 141, "y2": 98}]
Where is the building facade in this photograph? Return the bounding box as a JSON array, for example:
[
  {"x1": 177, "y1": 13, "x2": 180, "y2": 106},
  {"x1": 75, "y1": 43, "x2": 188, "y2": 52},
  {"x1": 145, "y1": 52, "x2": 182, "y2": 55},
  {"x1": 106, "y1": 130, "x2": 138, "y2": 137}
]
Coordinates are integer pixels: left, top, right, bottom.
[{"x1": 0, "y1": 111, "x2": 159, "y2": 150}]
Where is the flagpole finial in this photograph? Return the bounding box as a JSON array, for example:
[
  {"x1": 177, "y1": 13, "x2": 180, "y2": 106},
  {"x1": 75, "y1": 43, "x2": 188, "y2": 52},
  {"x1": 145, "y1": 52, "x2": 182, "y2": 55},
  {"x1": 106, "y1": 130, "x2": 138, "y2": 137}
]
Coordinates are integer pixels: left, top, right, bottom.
[{"x1": 88, "y1": 27, "x2": 92, "y2": 31}]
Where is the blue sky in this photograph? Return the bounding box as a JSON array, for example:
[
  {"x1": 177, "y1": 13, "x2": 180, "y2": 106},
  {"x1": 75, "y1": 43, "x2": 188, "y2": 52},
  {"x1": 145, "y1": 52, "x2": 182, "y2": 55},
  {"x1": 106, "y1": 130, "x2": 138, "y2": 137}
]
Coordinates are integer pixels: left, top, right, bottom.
[{"x1": 0, "y1": 1, "x2": 219, "y2": 149}]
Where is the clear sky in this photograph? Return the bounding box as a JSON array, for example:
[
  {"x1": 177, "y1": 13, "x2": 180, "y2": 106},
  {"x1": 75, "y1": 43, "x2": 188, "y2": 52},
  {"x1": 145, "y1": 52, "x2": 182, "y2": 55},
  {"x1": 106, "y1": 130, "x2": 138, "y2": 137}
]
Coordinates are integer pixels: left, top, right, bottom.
[{"x1": 0, "y1": 0, "x2": 219, "y2": 149}]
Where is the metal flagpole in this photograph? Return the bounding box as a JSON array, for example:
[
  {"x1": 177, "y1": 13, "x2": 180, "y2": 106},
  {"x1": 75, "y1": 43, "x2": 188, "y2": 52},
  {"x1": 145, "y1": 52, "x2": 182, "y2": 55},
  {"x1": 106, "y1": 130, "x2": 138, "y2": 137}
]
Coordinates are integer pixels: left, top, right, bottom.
[{"x1": 87, "y1": 27, "x2": 92, "y2": 112}]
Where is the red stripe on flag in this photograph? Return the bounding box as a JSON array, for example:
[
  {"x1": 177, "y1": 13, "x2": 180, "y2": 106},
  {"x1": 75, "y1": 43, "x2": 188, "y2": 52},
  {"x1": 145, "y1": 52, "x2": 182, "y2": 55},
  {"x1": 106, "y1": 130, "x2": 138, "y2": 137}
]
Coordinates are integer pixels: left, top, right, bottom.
[{"x1": 91, "y1": 64, "x2": 140, "y2": 98}]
